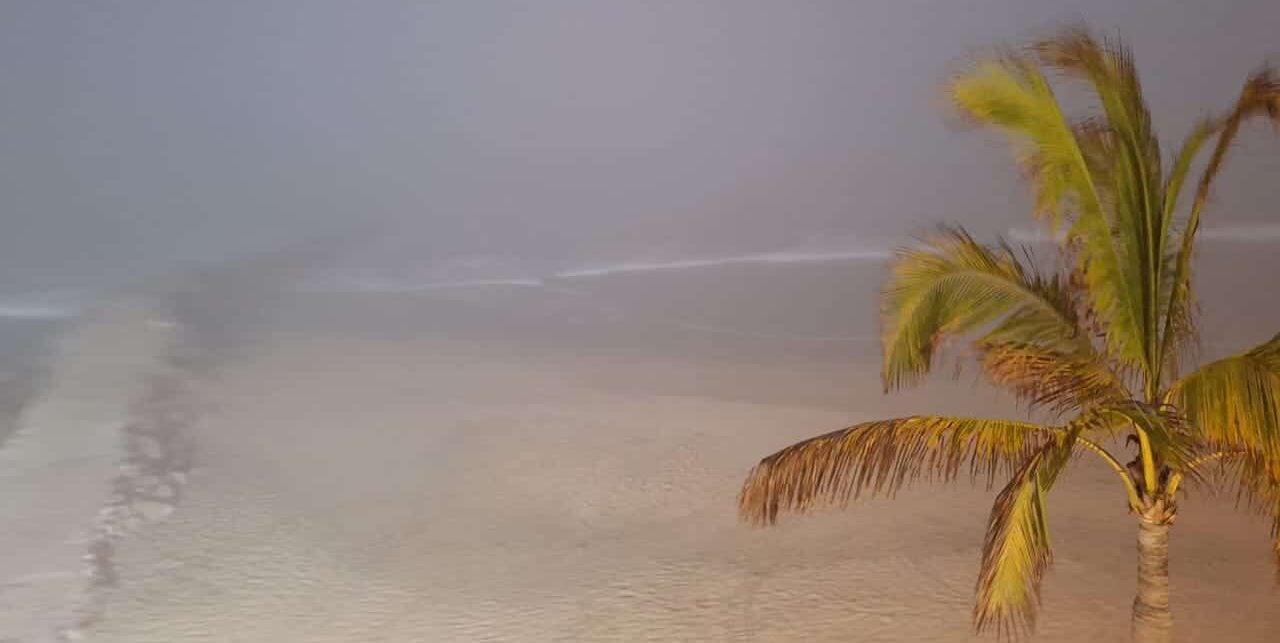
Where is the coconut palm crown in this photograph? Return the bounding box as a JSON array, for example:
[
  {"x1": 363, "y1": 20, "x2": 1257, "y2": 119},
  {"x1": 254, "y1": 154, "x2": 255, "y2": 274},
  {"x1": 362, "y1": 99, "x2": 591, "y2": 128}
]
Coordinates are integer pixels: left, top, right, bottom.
[{"x1": 738, "y1": 28, "x2": 1280, "y2": 641}]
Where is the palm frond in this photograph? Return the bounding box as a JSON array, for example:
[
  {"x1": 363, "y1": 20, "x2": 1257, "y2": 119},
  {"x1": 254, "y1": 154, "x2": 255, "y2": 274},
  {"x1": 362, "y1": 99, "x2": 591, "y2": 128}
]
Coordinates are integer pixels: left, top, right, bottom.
[
  {"x1": 973, "y1": 435, "x2": 1075, "y2": 636},
  {"x1": 881, "y1": 227, "x2": 1088, "y2": 390},
  {"x1": 1035, "y1": 29, "x2": 1162, "y2": 223},
  {"x1": 738, "y1": 416, "x2": 1059, "y2": 525},
  {"x1": 1185, "y1": 449, "x2": 1280, "y2": 568},
  {"x1": 1168, "y1": 333, "x2": 1280, "y2": 458},
  {"x1": 948, "y1": 51, "x2": 1090, "y2": 233},
  {"x1": 1034, "y1": 29, "x2": 1161, "y2": 189},
  {"x1": 1035, "y1": 28, "x2": 1168, "y2": 388},
  {"x1": 1232, "y1": 66, "x2": 1280, "y2": 131},
  {"x1": 1161, "y1": 118, "x2": 1220, "y2": 231},
  {"x1": 1154, "y1": 118, "x2": 1220, "y2": 375},
  {"x1": 1161, "y1": 68, "x2": 1280, "y2": 374},
  {"x1": 949, "y1": 39, "x2": 1147, "y2": 379},
  {"x1": 977, "y1": 260, "x2": 1088, "y2": 348},
  {"x1": 979, "y1": 341, "x2": 1127, "y2": 415}
]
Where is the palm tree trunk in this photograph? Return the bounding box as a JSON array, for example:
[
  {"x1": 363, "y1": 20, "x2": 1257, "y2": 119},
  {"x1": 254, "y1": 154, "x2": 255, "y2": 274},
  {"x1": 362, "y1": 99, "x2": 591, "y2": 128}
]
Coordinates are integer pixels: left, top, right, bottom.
[{"x1": 1132, "y1": 504, "x2": 1173, "y2": 642}]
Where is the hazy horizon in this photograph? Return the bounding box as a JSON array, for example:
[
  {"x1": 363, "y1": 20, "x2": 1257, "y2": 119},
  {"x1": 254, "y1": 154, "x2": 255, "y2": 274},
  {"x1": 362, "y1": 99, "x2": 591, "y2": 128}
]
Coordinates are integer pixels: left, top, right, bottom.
[{"x1": 2, "y1": 1, "x2": 1278, "y2": 300}]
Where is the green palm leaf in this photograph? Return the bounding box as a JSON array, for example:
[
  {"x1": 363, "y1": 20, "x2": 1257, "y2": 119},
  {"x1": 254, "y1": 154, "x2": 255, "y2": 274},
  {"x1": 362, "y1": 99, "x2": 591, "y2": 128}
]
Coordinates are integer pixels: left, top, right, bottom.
[
  {"x1": 948, "y1": 52, "x2": 1088, "y2": 232},
  {"x1": 949, "y1": 37, "x2": 1148, "y2": 379},
  {"x1": 1034, "y1": 29, "x2": 1169, "y2": 385},
  {"x1": 880, "y1": 227, "x2": 1088, "y2": 391}
]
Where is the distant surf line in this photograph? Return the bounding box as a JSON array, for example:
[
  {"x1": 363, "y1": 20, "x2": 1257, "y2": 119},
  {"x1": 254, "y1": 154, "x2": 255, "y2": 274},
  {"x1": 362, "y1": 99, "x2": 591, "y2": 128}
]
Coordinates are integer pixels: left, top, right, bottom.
[
  {"x1": 314, "y1": 278, "x2": 546, "y2": 293},
  {"x1": 0, "y1": 298, "x2": 81, "y2": 320},
  {"x1": 551, "y1": 249, "x2": 892, "y2": 279},
  {"x1": 0, "y1": 306, "x2": 78, "y2": 320},
  {"x1": 312, "y1": 247, "x2": 891, "y2": 295}
]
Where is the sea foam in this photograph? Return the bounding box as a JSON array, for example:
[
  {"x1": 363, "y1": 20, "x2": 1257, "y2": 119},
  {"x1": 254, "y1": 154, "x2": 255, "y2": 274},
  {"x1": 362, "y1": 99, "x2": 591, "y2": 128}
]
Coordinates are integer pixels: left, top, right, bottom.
[{"x1": 553, "y1": 249, "x2": 891, "y2": 278}]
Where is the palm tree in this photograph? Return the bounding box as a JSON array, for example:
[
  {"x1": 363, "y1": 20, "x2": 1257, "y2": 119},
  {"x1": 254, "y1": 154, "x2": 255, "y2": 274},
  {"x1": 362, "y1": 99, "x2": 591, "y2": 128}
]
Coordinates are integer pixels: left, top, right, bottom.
[{"x1": 737, "y1": 28, "x2": 1280, "y2": 642}]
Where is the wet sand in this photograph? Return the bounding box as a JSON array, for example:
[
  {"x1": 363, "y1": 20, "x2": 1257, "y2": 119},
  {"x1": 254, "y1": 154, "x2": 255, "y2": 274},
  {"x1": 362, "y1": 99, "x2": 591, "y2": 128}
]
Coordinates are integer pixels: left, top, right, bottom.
[
  {"x1": 0, "y1": 318, "x2": 68, "y2": 447},
  {"x1": 0, "y1": 305, "x2": 174, "y2": 641},
  {"x1": 86, "y1": 319, "x2": 1280, "y2": 641}
]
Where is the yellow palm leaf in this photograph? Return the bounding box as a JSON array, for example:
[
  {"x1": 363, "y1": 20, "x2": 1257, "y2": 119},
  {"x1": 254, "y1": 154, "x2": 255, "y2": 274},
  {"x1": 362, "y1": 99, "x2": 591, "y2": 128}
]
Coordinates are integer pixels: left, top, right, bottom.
[
  {"x1": 1168, "y1": 333, "x2": 1280, "y2": 458},
  {"x1": 974, "y1": 437, "x2": 1074, "y2": 636}
]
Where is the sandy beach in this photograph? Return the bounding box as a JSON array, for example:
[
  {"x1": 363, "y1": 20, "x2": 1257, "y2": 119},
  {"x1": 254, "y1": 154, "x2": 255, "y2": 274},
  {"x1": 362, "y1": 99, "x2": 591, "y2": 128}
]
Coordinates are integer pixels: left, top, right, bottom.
[{"x1": 81, "y1": 297, "x2": 1280, "y2": 642}]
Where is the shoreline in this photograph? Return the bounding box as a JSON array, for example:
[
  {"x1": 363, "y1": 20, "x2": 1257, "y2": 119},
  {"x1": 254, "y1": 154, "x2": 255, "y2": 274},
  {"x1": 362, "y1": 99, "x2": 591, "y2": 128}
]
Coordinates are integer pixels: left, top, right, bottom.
[
  {"x1": 0, "y1": 303, "x2": 176, "y2": 642},
  {"x1": 0, "y1": 318, "x2": 72, "y2": 449},
  {"x1": 75, "y1": 320, "x2": 204, "y2": 637},
  {"x1": 0, "y1": 368, "x2": 45, "y2": 448}
]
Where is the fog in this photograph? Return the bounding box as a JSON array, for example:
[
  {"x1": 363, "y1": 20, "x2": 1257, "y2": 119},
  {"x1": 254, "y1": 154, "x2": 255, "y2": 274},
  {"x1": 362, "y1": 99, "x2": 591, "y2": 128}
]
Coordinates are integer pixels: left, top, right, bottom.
[
  {"x1": 3, "y1": 1, "x2": 1278, "y2": 297},
  {"x1": 4, "y1": 2, "x2": 1280, "y2": 641}
]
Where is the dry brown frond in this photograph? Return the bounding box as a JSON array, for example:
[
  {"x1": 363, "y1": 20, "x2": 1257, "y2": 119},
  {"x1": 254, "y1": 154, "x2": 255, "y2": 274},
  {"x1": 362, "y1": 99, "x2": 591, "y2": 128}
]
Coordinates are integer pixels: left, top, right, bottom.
[
  {"x1": 980, "y1": 341, "x2": 1127, "y2": 415},
  {"x1": 1240, "y1": 66, "x2": 1280, "y2": 128},
  {"x1": 738, "y1": 416, "x2": 1058, "y2": 525}
]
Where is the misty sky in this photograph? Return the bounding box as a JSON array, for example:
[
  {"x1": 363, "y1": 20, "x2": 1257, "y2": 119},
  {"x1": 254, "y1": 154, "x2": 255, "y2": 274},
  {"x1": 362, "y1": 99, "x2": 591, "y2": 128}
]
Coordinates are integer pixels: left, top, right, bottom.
[{"x1": 2, "y1": 1, "x2": 1278, "y2": 294}]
